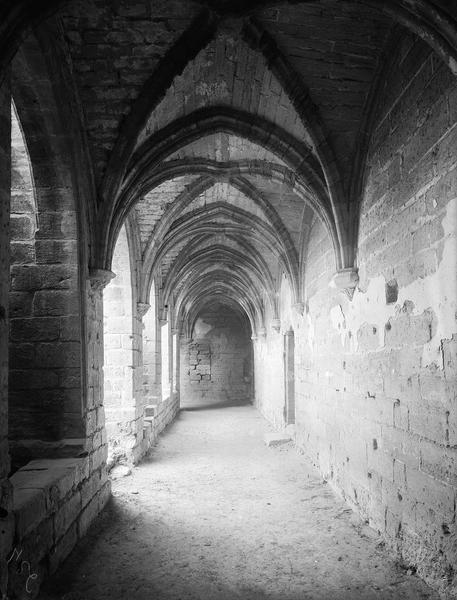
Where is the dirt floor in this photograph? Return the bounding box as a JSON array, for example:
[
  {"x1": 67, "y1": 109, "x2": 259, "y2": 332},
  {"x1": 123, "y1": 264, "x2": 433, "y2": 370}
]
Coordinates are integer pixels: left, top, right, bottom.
[{"x1": 39, "y1": 401, "x2": 439, "y2": 600}]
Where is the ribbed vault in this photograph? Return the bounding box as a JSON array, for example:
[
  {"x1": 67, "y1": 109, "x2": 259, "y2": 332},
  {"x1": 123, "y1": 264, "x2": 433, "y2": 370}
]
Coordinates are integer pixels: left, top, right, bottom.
[{"x1": 68, "y1": 0, "x2": 457, "y2": 349}]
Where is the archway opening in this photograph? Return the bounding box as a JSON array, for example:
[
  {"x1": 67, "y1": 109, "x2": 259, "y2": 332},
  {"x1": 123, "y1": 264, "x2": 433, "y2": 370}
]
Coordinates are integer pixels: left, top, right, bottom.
[
  {"x1": 180, "y1": 301, "x2": 253, "y2": 410},
  {"x1": 8, "y1": 100, "x2": 38, "y2": 472},
  {"x1": 103, "y1": 225, "x2": 136, "y2": 468}
]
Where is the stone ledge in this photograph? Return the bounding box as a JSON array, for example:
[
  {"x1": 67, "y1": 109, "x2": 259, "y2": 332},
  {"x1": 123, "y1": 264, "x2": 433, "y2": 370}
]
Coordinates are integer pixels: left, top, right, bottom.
[
  {"x1": 8, "y1": 457, "x2": 108, "y2": 597},
  {"x1": 11, "y1": 458, "x2": 90, "y2": 538}
]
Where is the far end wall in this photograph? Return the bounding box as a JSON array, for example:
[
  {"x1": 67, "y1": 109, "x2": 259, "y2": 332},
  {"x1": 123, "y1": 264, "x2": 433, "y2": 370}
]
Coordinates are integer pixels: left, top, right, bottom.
[{"x1": 180, "y1": 304, "x2": 253, "y2": 406}]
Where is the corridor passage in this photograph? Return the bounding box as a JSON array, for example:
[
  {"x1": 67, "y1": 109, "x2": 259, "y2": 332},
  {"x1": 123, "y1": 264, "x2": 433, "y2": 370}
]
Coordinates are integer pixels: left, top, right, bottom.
[{"x1": 39, "y1": 405, "x2": 437, "y2": 600}]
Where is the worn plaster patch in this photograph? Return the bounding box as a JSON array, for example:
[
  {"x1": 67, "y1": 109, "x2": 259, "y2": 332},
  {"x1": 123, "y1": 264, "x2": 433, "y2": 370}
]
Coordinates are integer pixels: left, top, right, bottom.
[
  {"x1": 397, "y1": 196, "x2": 457, "y2": 367},
  {"x1": 330, "y1": 304, "x2": 346, "y2": 346},
  {"x1": 338, "y1": 197, "x2": 457, "y2": 367}
]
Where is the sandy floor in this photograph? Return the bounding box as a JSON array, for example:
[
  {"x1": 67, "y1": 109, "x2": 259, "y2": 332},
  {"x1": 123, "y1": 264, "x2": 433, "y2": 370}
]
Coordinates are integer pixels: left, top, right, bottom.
[{"x1": 39, "y1": 402, "x2": 438, "y2": 600}]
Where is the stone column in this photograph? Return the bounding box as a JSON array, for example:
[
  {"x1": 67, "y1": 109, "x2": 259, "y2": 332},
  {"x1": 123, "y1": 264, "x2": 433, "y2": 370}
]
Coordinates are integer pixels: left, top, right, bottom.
[{"x1": 85, "y1": 269, "x2": 115, "y2": 470}]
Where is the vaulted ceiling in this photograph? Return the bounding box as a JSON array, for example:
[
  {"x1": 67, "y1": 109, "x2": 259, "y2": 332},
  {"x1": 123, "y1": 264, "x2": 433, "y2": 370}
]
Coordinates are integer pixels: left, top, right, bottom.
[{"x1": 7, "y1": 0, "x2": 457, "y2": 334}]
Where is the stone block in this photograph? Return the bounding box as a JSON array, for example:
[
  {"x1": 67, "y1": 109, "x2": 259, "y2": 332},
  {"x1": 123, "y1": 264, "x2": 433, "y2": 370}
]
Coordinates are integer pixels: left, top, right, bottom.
[
  {"x1": 393, "y1": 399, "x2": 409, "y2": 431},
  {"x1": 144, "y1": 404, "x2": 157, "y2": 417},
  {"x1": 12, "y1": 458, "x2": 89, "y2": 503},
  {"x1": 8, "y1": 293, "x2": 33, "y2": 317},
  {"x1": 35, "y1": 240, "x2": 78, "y2": 265},
  {"x1": 442, "y1": 335, "x2": 457, "y2": 381},
  {"x1": 49, "y1": 522, "x2": 77, "y2": 575},
  {"x1": 9, "y1": 242, "x2": 35, "y2": 265},
  {"x1": 17, "y1": 515, "x2": 54, "y2": 564},
  {"x1": 408, "y1": 404, "x2": 447, "y2": 444},
  {"x1": 406, "y1": 466, "x2": 455, "y2": 521},
  {"x1": 53, "y1": 491, "x2": 81, "y2": 540},
  {"x1": 99, "y1": 481, "x2": 111, "y2": 511},
  {"x1": 11, "y1": 265, "x2": 78, "y2": 291},
  {"x1": 10, "y1": 215, "x2": 35, "y2": 240},
  {"x1": 80, "y1": 470, "x2": 101, "y2": 509},
  {"x1": 33, "y1": 290, "x2": 80, "y2": 317},
  {"x1": 9, "y1": 369, "x2": 59, "y2": 390},
  {"x1": 33, "y1": 342, "x2": 81, "y2": 369},
  {"x1": 419, "y1": 440, "x2": 457, "y2": 487},
  {"x1": 58, "y1": 368, "x2": 81, "y2": 389},
  {"x1": 77, "y1": 492, "x2": 100, "y2": 538},
  {"x1": 13, "y1": 488, "x2": 47, "y2": 538},
  {"x1": 264, "y1": 432, "x2": 292, "y2": 447},
  {"x1": 35, "y1": 212, "x2": 77, "y2": 240},
  {"x1": 59, "y1": 315, "x2": 81, "y2": 341},
  {"x1": 90, "y1": 444, "x2": 107, "y2": 472},
  {"x1": 10, "y1": 317, "x2": 60, "y2": 342}
]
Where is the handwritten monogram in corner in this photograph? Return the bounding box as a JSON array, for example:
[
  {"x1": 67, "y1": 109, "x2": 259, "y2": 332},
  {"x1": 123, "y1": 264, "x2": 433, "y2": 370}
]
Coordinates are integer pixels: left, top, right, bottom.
[{"x1": 4, "y1": 547, "x2": 38, "y2": 596}]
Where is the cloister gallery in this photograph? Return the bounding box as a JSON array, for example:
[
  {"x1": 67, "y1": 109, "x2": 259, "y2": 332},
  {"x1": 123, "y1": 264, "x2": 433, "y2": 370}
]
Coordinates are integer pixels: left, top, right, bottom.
[{"x1": 0, "y1": 1, "x2": 456, "y2": 598}]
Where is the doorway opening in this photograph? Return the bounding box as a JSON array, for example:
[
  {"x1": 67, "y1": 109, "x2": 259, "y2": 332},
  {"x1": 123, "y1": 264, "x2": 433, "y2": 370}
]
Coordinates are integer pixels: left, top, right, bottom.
[{"x1": 284, "y1": 328, "x2": 295, "y2": 425}]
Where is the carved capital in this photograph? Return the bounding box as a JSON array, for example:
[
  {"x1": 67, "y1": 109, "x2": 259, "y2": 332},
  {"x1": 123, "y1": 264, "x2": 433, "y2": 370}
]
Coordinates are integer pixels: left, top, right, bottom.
[
  {"x1": 292, "y1": 302, "x2": 305, "y2": 316},
  {"x1": 158, "y1": 306, "x2": 168, "y2": 323},
  {"x1": 89, "y1": 268, "x2": 115, "y2": 291},
  {"x1": 257, "y1": 327, "x2": 266, "y2": 337},
  {"x1": 137, "y1": 302, "x2": 151, "y2": 318},
  {"x1": 330, "y1": 268, "x2": 359, "y2": 300},
  {"x1": 250, "y1": 334, "x2": 258, "y2": 341},
  {"x1": 271, "y1": 318, "x2": 281, "y2": 332}
]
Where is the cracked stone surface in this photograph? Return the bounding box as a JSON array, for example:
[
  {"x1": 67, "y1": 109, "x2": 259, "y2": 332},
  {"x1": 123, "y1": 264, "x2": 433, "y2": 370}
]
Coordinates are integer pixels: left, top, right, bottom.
[{"x1": 39, "y1": 403, "x2": 438, "y2": 600}]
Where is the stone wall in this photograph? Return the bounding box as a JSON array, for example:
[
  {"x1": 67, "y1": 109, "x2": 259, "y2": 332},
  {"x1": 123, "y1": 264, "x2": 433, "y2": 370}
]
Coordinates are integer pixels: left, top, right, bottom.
[
  {"x1": 2, "y1": 39, "x2": 111, "y2": 599},
  {"x1": 0, "y1": 74, "x2": 13, "y2": 600},
  {"x1": 136, "y1": 394, "x2": 179, "y2": 461},
  {"x1": 2, "y1": 274, "x2": 110, "y2": 600},
  {"x1": 8, "y1": 99, "x2": 84, "y2": 468},
  {"x1": 180, "y1": 304, "x2": 253, "y2": 405},
  {"x1": 255, "y1": 34, "x2": 457, "y2": 595},
  {"x1": 3, "y1": 276, "x2": 110, "y2": 599},
  {"x1": 8, "y1": 455, "x2": 110, "y2": 598}
]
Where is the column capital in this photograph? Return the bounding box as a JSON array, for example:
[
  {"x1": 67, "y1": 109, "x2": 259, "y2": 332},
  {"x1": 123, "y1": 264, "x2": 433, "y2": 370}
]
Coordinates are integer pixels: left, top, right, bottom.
[
  {"x1": 271, "y1": 318, "x2": 281, "y2": 332},
  {"x1": 137, "y1": 302, "x2": 151, "y2": 318},
  {"x1": 292, "y1": 302, "x2": 305, "y2": 316},
  {"x1": 330, "y1": 268, "x2": 359, "y2": 300},
  {"x1": 88, "y1": 268, "x2": 115, "y2": 291}
]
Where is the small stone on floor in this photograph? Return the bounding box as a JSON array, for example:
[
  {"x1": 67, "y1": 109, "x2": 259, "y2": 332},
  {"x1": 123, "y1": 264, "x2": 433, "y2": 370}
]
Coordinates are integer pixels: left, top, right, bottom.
[
  {"x1": 264, "y1": 432, "x2": 292, "y2": 447},
  {"x1": 110, "y1": 465, "x2": 131, "y2": 479}
]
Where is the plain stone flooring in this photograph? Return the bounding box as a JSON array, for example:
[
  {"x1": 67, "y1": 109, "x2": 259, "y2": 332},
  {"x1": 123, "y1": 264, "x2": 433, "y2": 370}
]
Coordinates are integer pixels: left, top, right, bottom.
[{"x1": 39, "y1": 401, "x2": 438, "y2": 600}]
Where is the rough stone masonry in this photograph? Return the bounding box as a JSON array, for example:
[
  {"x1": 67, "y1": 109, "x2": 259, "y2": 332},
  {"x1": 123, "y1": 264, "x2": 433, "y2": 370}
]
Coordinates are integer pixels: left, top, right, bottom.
[{"x1": 0, "y1": 2, "x2": 456, "y2": 599}]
